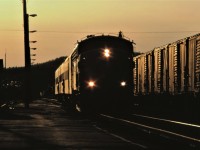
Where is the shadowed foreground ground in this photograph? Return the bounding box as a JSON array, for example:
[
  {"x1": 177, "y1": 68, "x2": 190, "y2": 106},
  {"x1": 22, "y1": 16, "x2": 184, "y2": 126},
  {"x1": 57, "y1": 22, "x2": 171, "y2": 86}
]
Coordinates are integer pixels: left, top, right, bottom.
[{"x1": 0, "y1": 99, "x2": 138, "y2": 150}]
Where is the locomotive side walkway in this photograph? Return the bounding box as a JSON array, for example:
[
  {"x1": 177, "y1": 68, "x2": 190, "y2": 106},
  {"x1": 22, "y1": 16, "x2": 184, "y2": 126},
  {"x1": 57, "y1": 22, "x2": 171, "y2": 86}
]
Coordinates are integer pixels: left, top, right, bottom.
[{"x1": 0, "y1": 99, "x2": 138, "y2": 150}]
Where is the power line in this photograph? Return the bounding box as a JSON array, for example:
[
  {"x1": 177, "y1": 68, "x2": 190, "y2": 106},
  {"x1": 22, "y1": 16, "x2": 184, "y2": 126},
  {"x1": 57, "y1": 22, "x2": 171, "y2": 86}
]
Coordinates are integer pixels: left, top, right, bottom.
[
  {"x1": 0, "y1": 29, "x2": 200, "y2": 34},
  {"x1": 0, "y1": 30, "x2": 23, "y2": 32}
]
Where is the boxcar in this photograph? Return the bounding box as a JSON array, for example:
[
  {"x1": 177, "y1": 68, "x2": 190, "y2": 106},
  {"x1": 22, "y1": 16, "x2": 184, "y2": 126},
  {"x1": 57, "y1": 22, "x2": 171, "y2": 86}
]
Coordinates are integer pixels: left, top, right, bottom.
[
  {"x1": 134, "y1": 33, "x2": 200, "y2": 97},
  {"x1": 133, "y1": 33, "x2": 200, "y2": 120}
]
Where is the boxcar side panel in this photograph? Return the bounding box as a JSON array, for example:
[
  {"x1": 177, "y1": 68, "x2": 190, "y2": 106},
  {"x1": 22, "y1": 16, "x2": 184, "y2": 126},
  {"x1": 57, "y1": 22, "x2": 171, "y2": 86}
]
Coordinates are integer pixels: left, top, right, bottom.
[
  {"x1": 154, "y1": 49, "x2": 158, "y2": 93},
  {"x1": 138, "y1": 56, "x2": 145, "y2": 94},
  {"x1": 179, "y1": 40, "x2": 187, "y2": 92},
  {"x1": 154, "y1": 48, "x2": 163, "y2": 93},
  {"x1": 188, "y1": 37, "x2": 196, "y2": 93},
  {"x1": 150, "y1": 51, "x2": 155, "y2": 93},
  {"x1": 195, "y1": 36, "x2": 200, "y2": 93},
  {"x1": 147, "y1": 53, "x2": 152, "y2": 93},
  {"x1": 162, "y1": 46, "x2": 169, "y2": 93},
  {"x1": 143, "y1": 54, "x2": 147, "y2": 94},
  {"x1": 168, "y1": 44, "x2": 175, "y2": 94},
  {"x1": 133, "y1": 57, "x2": 138, "y2": 95}
]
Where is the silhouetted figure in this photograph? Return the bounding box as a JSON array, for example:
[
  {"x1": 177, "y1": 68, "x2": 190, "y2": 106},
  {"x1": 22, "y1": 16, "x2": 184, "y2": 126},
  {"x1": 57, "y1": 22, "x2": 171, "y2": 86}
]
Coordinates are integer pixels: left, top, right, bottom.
[{"x1": 118, "y1": 31, "x2": 123, "y2": 38}]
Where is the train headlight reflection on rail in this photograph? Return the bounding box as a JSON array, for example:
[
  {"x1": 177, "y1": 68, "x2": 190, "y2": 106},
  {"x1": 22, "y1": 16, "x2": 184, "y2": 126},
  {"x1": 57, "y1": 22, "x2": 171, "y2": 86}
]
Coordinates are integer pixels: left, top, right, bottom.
[
  {"x1": 120, "y1": 81, "x2": 126, "y2": 87},
  {"x1": 104, "y1": 49, "x2": 110, "y2": 58},
  {"x1": 88, "y1": 81, "x2": 96, "y2": 88}
]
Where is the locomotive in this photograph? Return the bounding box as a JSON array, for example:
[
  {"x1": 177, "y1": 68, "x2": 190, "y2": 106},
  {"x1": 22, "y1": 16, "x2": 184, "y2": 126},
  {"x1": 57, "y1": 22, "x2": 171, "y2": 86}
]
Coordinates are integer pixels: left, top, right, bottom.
[{"x1": 55, "y1": 32, "x2": 134, "y2": 112}]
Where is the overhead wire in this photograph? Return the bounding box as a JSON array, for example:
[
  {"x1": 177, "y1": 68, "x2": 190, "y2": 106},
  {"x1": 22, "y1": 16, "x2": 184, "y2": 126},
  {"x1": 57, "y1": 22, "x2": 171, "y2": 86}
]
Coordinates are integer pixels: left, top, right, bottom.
[{"x1": 0, "y1": 29, "x2": 200, "y2": 34}]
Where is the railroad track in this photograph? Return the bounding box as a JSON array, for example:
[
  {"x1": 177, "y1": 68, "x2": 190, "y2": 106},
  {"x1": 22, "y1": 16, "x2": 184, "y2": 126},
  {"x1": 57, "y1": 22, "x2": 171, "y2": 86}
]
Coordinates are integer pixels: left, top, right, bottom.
[
  {"x1": 130, "y1": 114, "x2": 200, "y2": 140},
  {"x1": 92, "y1": 113, "x2": 200, "y2": 149},
  {"x1": 43, "y1": 98, "x2": 200, "y2": 149}
]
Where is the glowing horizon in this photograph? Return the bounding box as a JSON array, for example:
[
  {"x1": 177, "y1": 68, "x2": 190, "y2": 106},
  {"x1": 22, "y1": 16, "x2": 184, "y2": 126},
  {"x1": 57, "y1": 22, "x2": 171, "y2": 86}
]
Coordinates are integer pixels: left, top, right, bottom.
[{"x1": 0, "y1": 0, "x2": 200, "y2": 67}]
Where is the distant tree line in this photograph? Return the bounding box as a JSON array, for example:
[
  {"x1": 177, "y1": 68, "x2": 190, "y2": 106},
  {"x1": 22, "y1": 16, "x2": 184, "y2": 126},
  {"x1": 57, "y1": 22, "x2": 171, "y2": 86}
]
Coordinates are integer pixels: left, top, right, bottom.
[
  {"x1": 0, "y1": 50, "x2": 141, "y2": 105},
  {"x1": 0, "y1": 56, "x2": 66, "y2": 105}
]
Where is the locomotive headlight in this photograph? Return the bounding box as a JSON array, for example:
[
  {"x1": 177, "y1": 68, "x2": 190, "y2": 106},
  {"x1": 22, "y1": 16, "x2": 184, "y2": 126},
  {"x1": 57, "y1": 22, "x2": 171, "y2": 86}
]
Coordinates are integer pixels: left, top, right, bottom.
[
  {"x1": 104, "y1": 49, "x2": 110, "y2": 58},
  {"x1": 120, "y1": 81, "x2": 126, "y2": 87},
  {"x1": 88, "y1": 81, "x2": 95, "y2": 88}
]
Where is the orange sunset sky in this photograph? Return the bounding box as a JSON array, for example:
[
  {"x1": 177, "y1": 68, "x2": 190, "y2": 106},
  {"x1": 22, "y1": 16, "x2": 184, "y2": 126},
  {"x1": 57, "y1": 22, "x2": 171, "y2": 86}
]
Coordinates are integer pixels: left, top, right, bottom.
[{"x1": 0, "y1": 0, "x2": 200, "y2": 67}]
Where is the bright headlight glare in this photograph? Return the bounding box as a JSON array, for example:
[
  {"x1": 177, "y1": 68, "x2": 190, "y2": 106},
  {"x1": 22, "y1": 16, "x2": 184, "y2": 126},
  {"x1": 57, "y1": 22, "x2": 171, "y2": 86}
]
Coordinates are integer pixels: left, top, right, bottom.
[
  {"x1": 121, "y1": 81, "x2": 126, "y2": 87},
  {"x1": 88, "y1": 81, "x2": 95, "y2": 87},
  {"x1": 104, "y1": 49, "x2": 110, "y2": 53},
  {"x1": 104, "y1": 53, "x2": 110, "y2": 57},
  {"x1": 104, "y1": 49, "x2": 110, "y2": 58}
]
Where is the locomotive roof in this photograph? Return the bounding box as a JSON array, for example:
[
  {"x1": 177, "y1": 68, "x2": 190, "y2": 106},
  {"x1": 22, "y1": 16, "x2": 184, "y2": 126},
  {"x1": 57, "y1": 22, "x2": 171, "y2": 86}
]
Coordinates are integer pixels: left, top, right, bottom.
[
  {"x1": 77, "y1": 33, "x2": 135, "y2": 44},
  {"x1": 69, "y1": 32, "x2": 135, "y2": 60}
]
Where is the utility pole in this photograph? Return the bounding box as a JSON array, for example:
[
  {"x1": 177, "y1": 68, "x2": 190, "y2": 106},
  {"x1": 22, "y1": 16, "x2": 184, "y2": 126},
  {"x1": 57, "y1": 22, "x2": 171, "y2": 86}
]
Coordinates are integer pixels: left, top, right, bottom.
[
  {"x1": 23, "y1": 0, "x2": 31, "y2": 68},
  {"x1": 5, "y1": 49, "x2": 6, "y2": 69},
  {"x1": 23, "y1": 0, "x2": 31, "y2": 108}
]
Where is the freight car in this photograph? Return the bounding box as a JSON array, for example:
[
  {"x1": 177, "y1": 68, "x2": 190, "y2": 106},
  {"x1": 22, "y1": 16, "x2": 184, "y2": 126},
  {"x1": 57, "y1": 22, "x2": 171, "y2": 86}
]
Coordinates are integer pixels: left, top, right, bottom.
[
  {"x1": 55, "y1": 32, "x2": 134, "y2": 112},
  {"x1": 133, "y1": 33, "x2": 200, "y2": 119},
  {"x1": 133, "y1": 33, "x2": 200, "y2": 96}
]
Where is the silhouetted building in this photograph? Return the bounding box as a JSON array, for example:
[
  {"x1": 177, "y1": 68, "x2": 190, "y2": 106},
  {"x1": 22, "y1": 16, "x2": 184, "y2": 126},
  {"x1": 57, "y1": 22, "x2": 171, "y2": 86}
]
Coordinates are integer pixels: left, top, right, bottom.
[{"x1": 0, "y1": 59, "x2": 3, "y2": 71}]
